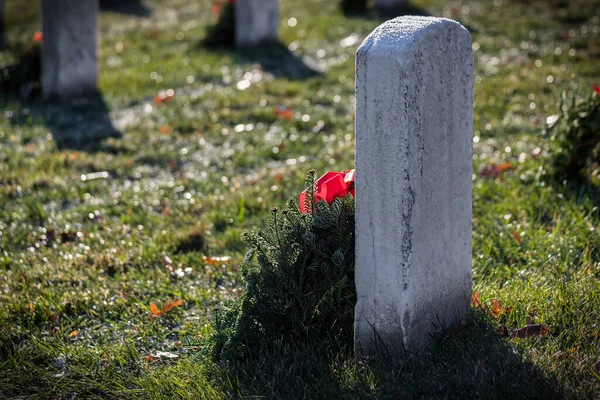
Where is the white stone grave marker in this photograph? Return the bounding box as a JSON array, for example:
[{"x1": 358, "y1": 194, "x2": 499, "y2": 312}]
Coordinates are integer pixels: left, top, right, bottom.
[
  {"x1": 354, "y1": 16, "x2": 473, "y2": 357},
  {"x1": 41, "y1": 0, "x2": 99, "y2": 98},
  {"x1": 235, "y1": 0, "x2": 278, "y2": 48}
]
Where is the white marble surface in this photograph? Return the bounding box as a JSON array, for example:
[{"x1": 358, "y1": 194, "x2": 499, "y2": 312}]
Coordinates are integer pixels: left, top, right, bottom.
[{"x1": 354, "y1": 16, "x2": 474, "y2": 357}]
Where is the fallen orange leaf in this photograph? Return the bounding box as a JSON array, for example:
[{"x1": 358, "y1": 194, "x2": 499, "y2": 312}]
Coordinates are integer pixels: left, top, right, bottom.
[
  {"x1": 496, "y1": 162, "x2": 513, "y2": 172},
  {"x1": 155, "y1": 89, "x2": 175, "y2": 105},
  {"x1": 274, "y1": 106, "x2": 293, "y2": 121},
  {"x1": 478, "y1": 162, "x2": 514, "y2": 180},
  {"x1": 488, "y1": 298, "x2": 512, "y2": 319},
  {"x1": 203, "y1": 255, "x2": 231, "y2": 266},
  {"x1": 512, "y1": 231, "x2": 522, "y2": 245},
  {"x1": 150, "y1": 303, "x2": 163, "y2": 317},
  {"x1": 490, "y1": 298, "x2": 502, "y2": 319},
  {"x1": 162, "y1": 298, "x2": 183, "y2": 313},
  {"x1": 471, "y1": 292, "x2": 482, "y2": 308},
  {"x1": 149, "y1": 299, "x2": 183, "y2": 318}
]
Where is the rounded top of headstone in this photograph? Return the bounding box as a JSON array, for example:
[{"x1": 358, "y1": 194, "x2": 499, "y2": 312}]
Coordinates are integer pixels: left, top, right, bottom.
[{"x1": 357, "y1": 16, "x2": 471, "y2": 55}]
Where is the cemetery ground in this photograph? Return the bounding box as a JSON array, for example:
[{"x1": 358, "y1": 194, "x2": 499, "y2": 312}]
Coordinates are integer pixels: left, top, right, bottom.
[{"x1": 1, "y1": 0, "x2": 599, "y2": 398}]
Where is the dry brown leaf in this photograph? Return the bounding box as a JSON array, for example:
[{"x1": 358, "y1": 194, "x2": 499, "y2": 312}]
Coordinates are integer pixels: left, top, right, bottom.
[
  {"x1": 168, "y1": 160, "x2": 179, "y2": 172},
  {"x1": 149, "y1": 27, "x2": 161, "y2": 39},
  {"x1": 554, "y1": 348, "x2": 576, "y2": 360},
  {"x1": 499, "y1": 324, "x2": 548, "y2": 338},
  {"x1": 513, "y1": 324, "x2": 549, "y2": 338},
  {"x1": 512, "y1": 231, "x2": 522, "y2": 245},
  {"x1": 471, "y1": 292, "x2": 482, "y2": 308},
  {"x1": 491, "y1": 299, "x2": 501, "y2": 319}
]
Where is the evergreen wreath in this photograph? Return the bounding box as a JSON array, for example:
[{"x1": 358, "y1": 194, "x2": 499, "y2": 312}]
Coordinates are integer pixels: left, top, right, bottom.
[{"x1": 209, "y1": 170, "x2": 356, "y2": 361}]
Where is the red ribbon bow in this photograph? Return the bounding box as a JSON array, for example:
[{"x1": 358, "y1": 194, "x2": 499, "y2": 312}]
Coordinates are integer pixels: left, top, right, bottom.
[{"x1": 299, "y1": 169, "x2": 355, "y2": 213}]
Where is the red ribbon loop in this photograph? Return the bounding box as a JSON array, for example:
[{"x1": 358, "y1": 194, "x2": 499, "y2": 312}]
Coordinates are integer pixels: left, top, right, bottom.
[{"x1": 299, "y1": 169, "x2": 355, "y2": 213}]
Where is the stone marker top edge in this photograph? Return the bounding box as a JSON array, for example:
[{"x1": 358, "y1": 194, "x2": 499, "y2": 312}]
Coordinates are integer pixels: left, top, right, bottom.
[{"x1": 357, "y1": 16, "x2": 471, "y2": 56}]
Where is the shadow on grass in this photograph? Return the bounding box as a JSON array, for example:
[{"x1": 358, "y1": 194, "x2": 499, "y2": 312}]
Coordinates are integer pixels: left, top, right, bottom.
[
  {"x1": 215, "y1": 312, "x2": 563, "y2": 399},
  {"x1": 1, "y1": 91, "x2": 121, "y2": 152},
  {"x1": 342, "y1": 2, "x2": 480, "y2": 34},
  {"x1": 99, "y1": 0, "x2": 151, "y2": 17},
  {"x1": 233, "y1": 41, "x2": 322, "y2": 80},
  {"x1": 202, "y1": 38, "x2": 322, "y2": 80},
  {"x1": 0, "y1": 39, "x2": 120, "y2": 152},
  {"x1": 342, "y1": 2, "x2": 431, "y2": 20}
]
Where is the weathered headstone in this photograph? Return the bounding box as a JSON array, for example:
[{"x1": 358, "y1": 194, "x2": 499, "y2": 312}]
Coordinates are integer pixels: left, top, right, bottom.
[
  {"x1": 41, "y1": 0, "x2": 99, "y2": 98},
  {"x1": 375, "y1": 0, "x2": 407, "y2": 8},
  {"x1": 354, "y1": 16, "x2": 473, "y2": 357},
  {"x1": 235, "y1": 0, "x2": 278, "y2": 48}
]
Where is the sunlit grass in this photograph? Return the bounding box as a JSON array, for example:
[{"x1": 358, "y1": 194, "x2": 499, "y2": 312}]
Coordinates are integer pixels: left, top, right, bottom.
[{"x1": 1, "y1": 0, "x2": 599, "y2": 398}]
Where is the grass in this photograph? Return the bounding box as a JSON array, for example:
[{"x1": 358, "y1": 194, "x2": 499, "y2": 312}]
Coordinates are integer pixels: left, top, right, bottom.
[{"x1": 1, "y1": 0, "x2": 600, "y2": 398}]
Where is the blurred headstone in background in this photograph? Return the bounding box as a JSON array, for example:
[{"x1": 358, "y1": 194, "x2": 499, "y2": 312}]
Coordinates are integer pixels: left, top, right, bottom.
[
  {"x1": 41, "y1": 0, "x2": 98, "y2": 98},
  {"x1": 236, "y1": 0, "x2": 279, "y2": 47}
]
